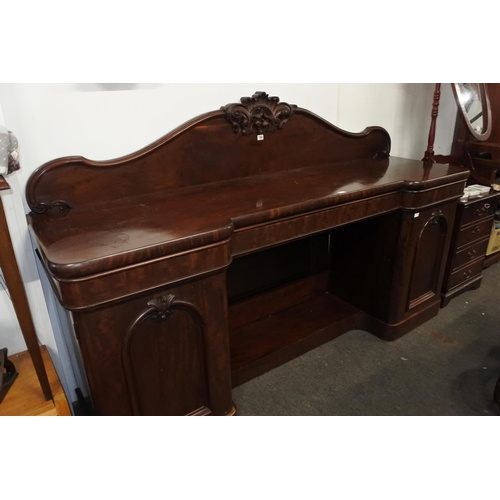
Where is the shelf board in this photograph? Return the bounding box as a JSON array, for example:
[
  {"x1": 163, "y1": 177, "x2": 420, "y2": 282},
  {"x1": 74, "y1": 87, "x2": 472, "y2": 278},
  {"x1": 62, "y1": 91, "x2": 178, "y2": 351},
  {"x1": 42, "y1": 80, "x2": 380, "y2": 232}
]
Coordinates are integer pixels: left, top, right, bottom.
[{"x1": 230, "y1": 292, "x2": 362, "y2": 387}]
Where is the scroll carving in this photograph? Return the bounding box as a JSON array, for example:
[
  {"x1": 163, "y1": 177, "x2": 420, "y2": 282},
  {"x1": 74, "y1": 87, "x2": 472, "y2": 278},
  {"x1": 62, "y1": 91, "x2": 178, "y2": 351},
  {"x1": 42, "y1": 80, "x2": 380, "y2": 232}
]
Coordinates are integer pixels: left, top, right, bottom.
[
  {"x1": 147, "y1": 294, "x2": 177, "y2": 320},
  {"x1": 428, "y1": 210, "x2": 444, "y2": 225},
  {"x1": 374, "y1": 150, "x2": 390, "y2": 159},
  {"x1": 30, "y1": 200, "x2": 71, "y2": 215},
  {"x1": 221, "y1": 91, "x2": 296, "y2": 136}
]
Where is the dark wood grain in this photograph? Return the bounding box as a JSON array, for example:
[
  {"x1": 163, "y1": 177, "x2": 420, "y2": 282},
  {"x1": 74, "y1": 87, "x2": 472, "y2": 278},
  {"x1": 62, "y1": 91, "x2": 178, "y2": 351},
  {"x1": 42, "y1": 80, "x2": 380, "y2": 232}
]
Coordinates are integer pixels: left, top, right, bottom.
[
  {"x1": 28, "y1": 158, "x2": 467, "y2": 282},
  {"x1": 423, "y1": 83, "x2": 441, "y2": 162},
  {"x1": 228, "y1": 272, "x2": 331, "y2": 332},
  {"x1": 329, "y1": 211, "x2": 401, "y2": 321},
  {"x1": 122, "y1": 295, "x2": 210, "y2": 416},
  {"x1": 440, "y1": 191, "x2": 500, "y2": 306},
  {"x1": 25, "y1": 91, "x2": 470, "y2": 415},
  {"x1": 43, "y1": 240, "x2": 231, "y2": 311},
  {"x1": 227, "y1": 234, "x2": 329, "y2": 303},
  {"x1": 26, "y1": 104, "x2": 391, "y2": 215},
  {"x1": 408, "y1": 208, "x2": 450, "y2": 309},
  {"x1": 451, "y1": 238, "x2": 489, "y2": 270},
  {"x1": 230, "y1": 293, "x2": 362, "y2": 387},
  {"x1": 456, "y1": 218, "x2": 493, "y2": 249},
  {"x1": 73, "y1": 272, "x2": 232, "y2": 416}
]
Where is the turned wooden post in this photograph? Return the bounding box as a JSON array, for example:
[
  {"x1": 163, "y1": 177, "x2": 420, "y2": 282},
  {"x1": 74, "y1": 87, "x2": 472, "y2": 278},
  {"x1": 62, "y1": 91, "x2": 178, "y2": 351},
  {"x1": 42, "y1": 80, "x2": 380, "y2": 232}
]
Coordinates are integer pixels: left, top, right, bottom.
[
  {"x1": 423, "y1": 83, "x2": 442, "y2": 163},
  {"x1": 0, "y1": 175, "x2": 52, "y2": 400}
]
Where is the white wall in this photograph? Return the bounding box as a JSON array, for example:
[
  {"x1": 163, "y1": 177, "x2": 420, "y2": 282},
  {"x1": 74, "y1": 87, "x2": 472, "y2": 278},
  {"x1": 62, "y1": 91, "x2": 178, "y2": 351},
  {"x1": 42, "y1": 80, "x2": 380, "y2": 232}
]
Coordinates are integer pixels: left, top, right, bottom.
[
  {"x1": 0, "y1": 83, "x2": 457, "y2": 203},
  {"x1": 0, "y1": 84, "x2": 341, "y2": 206},
  {"x1": 0, "y1": 83, "x2": 458, "y2": 400},
  {"x1": 337, "y1": 83, "x2": 456, "y2": 159},
  {"x1": 0, "y1": 103, "x2": 54, "y2": 357}
]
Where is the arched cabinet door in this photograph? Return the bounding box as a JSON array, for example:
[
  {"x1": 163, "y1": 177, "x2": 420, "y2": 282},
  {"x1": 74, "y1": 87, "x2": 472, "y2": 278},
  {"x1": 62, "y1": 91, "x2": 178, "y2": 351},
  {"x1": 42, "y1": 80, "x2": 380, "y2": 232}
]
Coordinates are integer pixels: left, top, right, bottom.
[
  {"x1": 72, "y1": 272, "x2": 233, "y2": 416},
  {"x1": 408, "y1": 205, "x2": 455, "y2": 310},
  {"x1": 122, "y1": 294, "x2": 212, "y2": 416}
]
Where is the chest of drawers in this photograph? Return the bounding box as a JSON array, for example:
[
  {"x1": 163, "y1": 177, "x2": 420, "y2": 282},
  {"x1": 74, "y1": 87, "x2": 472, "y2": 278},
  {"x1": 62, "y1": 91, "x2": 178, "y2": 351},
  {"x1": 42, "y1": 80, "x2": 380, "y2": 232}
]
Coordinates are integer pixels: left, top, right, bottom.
[{"x1": 441, "y1": 190, "x2": 500, "y2": 306}]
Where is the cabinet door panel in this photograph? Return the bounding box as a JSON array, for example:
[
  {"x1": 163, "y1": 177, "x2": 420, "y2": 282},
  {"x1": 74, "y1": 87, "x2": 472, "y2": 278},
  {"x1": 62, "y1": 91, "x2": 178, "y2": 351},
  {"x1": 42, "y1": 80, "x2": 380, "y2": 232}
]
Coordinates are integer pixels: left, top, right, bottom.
[
  {"x1": 123, "y1": 296, "x2": 210, "y2": 416},
  {"x1": 74, "y1": 272, "x2": 232, "y2": 416},
  {"x1": 408, "y1": 206, "x2": 454, "y2": 309}
]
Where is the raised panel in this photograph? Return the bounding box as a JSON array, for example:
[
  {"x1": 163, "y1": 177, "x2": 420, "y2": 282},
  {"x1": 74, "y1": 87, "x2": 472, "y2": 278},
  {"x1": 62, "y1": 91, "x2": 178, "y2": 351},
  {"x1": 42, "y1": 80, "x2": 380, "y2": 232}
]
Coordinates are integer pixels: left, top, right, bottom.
[
  {"x1": 73, "y1": 272, "x2": 233, "y2": 416},
  {"x1": 408, "y1": 209, "x2": 450, "y2": 309},
  {"x1": 123, "y1": 295, "x2": 210, "y2": 416}
]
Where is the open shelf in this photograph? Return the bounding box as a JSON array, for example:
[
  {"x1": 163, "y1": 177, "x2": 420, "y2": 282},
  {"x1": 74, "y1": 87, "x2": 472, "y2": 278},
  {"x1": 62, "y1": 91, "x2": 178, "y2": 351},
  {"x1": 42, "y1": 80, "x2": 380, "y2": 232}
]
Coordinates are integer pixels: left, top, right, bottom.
[
  {"x1": 229, "y1": 291, "x2": 362, "y2": 387},
  {"x1": 226, "y1": 213, "x2": 401, "y2": 388},
  {"x1": 226, "y1": 232, "x2": 353, "y2": 387}
]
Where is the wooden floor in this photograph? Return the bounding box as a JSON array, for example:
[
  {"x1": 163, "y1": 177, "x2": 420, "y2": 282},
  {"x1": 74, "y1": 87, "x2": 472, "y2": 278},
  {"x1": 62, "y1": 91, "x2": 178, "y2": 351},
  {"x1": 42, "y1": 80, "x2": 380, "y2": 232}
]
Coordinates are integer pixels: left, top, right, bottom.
[{"x1": 0, "y1": 345, "x2": 71, "y2": 416}]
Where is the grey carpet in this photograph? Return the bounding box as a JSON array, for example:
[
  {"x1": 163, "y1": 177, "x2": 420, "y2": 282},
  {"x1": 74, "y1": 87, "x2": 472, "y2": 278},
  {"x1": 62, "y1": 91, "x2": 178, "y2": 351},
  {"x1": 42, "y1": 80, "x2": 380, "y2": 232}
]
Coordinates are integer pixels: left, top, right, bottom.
[{"x1": 232, "y1": 262, "x2": 500, "y2": 416}]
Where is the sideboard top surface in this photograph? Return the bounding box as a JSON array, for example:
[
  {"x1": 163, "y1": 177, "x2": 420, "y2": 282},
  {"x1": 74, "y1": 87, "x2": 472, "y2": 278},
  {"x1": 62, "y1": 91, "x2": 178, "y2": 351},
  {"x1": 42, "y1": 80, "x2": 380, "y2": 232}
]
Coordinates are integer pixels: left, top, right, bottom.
[{"x1": 26, "y1": 92, "x2": 469, "y2": 281}]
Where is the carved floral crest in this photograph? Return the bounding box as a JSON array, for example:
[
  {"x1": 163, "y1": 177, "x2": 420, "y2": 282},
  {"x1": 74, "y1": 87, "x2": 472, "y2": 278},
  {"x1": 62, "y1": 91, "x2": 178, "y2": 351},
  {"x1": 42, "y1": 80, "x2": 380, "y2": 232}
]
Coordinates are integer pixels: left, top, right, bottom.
[
  {"x1": 147, "y1": 294, "x2": 176, "y2": 320},
  {"x1": 221, "y1": 91, "x2": 296, "y2": 136}
]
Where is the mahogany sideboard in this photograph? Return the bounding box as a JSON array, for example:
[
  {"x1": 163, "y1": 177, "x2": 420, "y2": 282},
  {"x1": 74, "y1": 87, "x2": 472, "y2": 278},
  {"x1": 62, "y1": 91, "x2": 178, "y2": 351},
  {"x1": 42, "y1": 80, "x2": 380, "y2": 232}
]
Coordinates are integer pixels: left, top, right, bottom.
[{"x1": 25, "y1": 92, "x2": 469, "y2": 415}]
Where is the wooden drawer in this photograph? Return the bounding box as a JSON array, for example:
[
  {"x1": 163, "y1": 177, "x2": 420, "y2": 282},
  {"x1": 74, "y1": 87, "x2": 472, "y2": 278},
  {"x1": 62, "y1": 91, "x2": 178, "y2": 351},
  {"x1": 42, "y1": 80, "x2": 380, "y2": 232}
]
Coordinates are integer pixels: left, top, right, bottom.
[
  {"x1": 451, "y1": 238, "x2": 489, "y2": 271},
  {"x1": 462, "y1": 199, "x2": 497, "y2": 226},
  {"x1": 448, "y1": 259, "x2": 484, "y2": 290},
  {"x1": 456, "y1": 218, "x2": 493, "y2": 249}
]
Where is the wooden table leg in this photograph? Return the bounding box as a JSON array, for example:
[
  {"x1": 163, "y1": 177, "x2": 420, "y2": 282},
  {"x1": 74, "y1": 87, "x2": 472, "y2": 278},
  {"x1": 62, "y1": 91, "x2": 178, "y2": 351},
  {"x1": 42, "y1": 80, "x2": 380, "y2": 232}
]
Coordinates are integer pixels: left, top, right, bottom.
[{"x1": 0, "y1": 195, "x2": 52, "y2": 401}]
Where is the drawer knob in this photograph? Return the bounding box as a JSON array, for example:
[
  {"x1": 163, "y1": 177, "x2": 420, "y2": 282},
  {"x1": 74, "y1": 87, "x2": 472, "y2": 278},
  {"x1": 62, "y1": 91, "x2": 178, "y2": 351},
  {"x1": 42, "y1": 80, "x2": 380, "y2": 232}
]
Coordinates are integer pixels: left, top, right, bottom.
[
  {"x1": 471, "y1": 225, "x2": 481, "y2": 234},
  {"x1": 463, "y1": 269, "x2": 473, "y2": 279},
  {"x1": 476, "y1": 203, "x2": 491, "y2": 216},
  {"x1": 467, "y1": 249, "x2": 477, "y2": 259}
]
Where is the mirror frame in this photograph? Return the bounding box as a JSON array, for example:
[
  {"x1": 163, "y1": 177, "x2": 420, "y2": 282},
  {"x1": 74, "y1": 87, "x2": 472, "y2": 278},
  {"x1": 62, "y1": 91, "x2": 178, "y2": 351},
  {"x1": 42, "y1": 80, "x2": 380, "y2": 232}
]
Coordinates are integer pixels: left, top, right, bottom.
[
  {"x1": 452, "y1": 83, "x2": 492, "y2": 142},
  {"x1": 423, "y1": 83, "x2": 494, "y2": 186}
]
